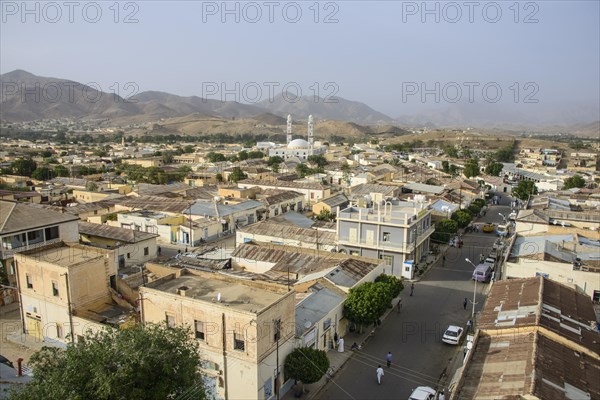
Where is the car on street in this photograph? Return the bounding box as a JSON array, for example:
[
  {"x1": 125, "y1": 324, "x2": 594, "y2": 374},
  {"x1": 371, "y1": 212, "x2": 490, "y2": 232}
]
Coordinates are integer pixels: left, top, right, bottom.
[
  {"x1": 409, "y1": 386, "x2": 437, "y2": 400},
  {"x1": 442, "y1": 325, "x2": 464, "y2": 345},
  {"x1": 482, "y1": 223, "x2": 495, "y2": 233},
  {"x1": 448, "y1": 236, "x2": 463, "y2": 247}
]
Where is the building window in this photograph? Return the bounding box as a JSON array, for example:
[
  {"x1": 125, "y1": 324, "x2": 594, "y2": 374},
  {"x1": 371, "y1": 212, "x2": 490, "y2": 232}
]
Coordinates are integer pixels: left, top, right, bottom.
[
  {"x1": 166, "y1": 313, "x2": 176, "y2": 328},
  {"x1": 127, "y1": 253, "x2": 131, "y2": 259},
  {"x1": 26, "y1": 274, "x2": 33, "y2": 289},
  {"x1": 194, "y1": 320, "x2": 205, "y2": 340},
  {"x1": 379, "y1": 254, "x2": 393, "y2": 267},
  {"x1": 273, "y1": 319, "x2": 281, "y2": 342},
  {"x1": 310, "y1": 192, "x2": 315, "y2": 199},
  {"x1": 143, "y1": 247, "x2": 149, "y2": 256},
  {"x1": 52, "y1": 280, "x2": 59, "y2": 297},
  {"x1": 44, "y1": 226, "x2": 59, "y2": 240},
  {"x1": 233, "y1": 333, "x2": 245, "y2": 351},
  {"x1": 382, "y1": 232, "x2": 390, "y2": 242},
  {"x1": 56, "y1": 324, "x2": 63, "y2": 339}
]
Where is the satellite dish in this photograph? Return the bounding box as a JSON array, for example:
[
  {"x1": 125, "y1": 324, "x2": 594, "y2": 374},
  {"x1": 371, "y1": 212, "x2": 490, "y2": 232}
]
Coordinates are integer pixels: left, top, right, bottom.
[
  {"x1": 214, "y1": 196, "x2": 222, "y2": 203},
  {"x1": 304, "y1": 321, "x2": 312, "y2": 329}
]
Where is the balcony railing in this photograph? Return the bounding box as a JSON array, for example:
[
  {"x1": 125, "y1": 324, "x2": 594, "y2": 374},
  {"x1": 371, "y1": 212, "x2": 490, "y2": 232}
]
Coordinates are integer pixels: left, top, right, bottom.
[{"x1": 0, "y1": 238, "x2": 62, "y2": 259}]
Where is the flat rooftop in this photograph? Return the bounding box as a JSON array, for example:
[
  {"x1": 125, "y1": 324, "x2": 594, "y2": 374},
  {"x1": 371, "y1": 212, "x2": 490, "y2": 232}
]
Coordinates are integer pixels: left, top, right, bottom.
[
  {"x1": 21, "y1": 243, "x2": 105, "y2": 268},
  {"x1": 147, "y1": 272, "x2": 285, "y2": 313}
]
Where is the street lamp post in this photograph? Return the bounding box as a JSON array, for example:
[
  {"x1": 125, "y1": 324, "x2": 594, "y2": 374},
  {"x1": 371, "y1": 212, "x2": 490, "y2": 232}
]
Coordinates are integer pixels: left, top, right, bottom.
[{"x1": 465, "y1": 258, "x2": 478, "y2": 330}]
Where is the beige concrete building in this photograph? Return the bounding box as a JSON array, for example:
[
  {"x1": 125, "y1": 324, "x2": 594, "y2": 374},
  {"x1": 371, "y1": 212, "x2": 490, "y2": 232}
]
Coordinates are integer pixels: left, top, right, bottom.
[
  {"x1": 78, "y1": 221, "x2": 158, "y2": 269},
  {"x1": 122, "y1": 157, "x2": 163, "y2": 168},
  {"x1": 15, "y1": 242, "x2": 132, "y2": 346},
  {"x1": 1, "y1": 201, "x2": 79, "y2": 287},
  {"x1": 140, "y1": 268, "x2": 296, "y2": 400}
]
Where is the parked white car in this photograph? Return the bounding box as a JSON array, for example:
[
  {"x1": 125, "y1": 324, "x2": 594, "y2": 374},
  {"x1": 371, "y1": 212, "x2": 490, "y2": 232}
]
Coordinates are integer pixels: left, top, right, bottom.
[
  {"x1": 442, "y1": 325, "x2": 464, "y2": 345},
  {"x1": 409, "y1": 386, "x2": 437, "y2": 400}
]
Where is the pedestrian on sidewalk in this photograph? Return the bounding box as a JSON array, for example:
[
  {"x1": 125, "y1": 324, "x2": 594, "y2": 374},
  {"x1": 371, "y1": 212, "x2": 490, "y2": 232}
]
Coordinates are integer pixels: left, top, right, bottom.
[
  {"x1": 386, "y1": 351, "x2": 392, "y2": 368},
  {"x1": 463, "y1": 297, "x2": 468, "y2": 310},
  {"x1": 376, "y1": 365, "x2": 384, "y2": 385},
  {"x1": 438, "y1": 390, "x2": 446, "y2": 400},
  {"x1": 442, "y1": 255, "x2": 446, "y2": 266},
  {"x1": 337, "y1": 337, "x2": 344, "y2": 352},
  {"x1": 410, "y1": 282, "x2": 415, "y2": 296},
  {"x1": 397, "y1": 297, "x2": 403, "y2": 314},
  {"x1": 467, "y1": 319, "x2": 473, "y2": 332},
  {"x1": 157, "y1": 246, "x2": 161, "y2": 256}
]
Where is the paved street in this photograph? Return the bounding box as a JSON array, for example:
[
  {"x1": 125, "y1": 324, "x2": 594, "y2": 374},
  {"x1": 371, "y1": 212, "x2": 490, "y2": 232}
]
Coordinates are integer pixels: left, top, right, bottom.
[{"x1": 319, "y1": 196, "x2": 512, "y2": 400}]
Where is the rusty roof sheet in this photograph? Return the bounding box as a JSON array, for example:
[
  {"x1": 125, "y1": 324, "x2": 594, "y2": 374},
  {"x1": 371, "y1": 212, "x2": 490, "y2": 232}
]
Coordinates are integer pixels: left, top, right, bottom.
[
  {"x1": 540, "y1": 279, "x2": 600, "y2": 355},
  {"x1": 456, "y1": 332, "x2": 536, "y2": 400},
  {"x1": 477, "y1": 277, "x2": 542, "y2": 331},
  {"x1": 533, "y1": 333, "x2": 600, "y2": 400}
]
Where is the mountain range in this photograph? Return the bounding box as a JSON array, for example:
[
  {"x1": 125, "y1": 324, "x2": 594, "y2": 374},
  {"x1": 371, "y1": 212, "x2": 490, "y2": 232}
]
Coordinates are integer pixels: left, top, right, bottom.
[
  {"x1": 1, "y1": 70, "x2": 598, "y2": 137},
  {"x1": 0, "y1": 70, "x2": 393, "y2": 125}
]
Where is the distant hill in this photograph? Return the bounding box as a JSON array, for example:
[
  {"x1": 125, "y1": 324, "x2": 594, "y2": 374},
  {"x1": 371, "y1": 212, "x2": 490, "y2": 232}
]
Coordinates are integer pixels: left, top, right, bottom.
[
  {"x1": 0, "y1": 70, "x2": 394, "y2": 126},
  {"x1": 0, "y1": 69, "x2": 138, "y2": 121},
  {"x1": 257, "y1": 94, "x2": 394, "y2": 125}
]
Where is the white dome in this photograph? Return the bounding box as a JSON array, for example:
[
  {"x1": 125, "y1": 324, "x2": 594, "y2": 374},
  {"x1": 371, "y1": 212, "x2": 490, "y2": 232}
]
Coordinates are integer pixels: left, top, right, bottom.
[{"x1": 288, "y1": 139, "x2": 310, "y2": 149}]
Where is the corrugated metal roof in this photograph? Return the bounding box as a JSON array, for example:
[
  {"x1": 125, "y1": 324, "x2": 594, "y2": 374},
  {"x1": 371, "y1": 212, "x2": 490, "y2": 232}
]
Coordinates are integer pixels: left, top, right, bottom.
[
  {"x1": 296, "y1": 286, "x2": 345, "y2": 335},
  {"x1": 78, "y1": 221, "x2": 158, "y2": 243},
  {"x1": 238, "y1": 220, "x2": 335, "y2": 247},
  {"x1": 0, "y1": 200, "x2": 78, "y2": 235}
]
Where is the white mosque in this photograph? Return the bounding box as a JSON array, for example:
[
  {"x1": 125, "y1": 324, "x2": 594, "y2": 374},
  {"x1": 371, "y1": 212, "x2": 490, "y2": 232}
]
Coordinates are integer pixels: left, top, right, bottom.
[{"x1": 266, "y1": 115, "x2": 326, "y2": 161}]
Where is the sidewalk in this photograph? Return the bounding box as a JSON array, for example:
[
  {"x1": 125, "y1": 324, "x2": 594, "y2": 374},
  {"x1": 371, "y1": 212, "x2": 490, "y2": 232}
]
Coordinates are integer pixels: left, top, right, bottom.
[{"x1": 282, "y1": 296, "x2": 404, "y2": 400}]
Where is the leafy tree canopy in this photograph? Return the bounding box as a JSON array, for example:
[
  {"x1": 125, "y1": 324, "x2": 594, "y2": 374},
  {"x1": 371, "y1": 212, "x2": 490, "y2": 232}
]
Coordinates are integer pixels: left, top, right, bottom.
[
  {"x1": 10, "y1": 323, "x2": 206, "y2": 400},
  {"x1": 512, "y1": 180, "x2": 538, "y2": 201},
  {"x1": 284, "y1": 347, "x2": 329, "y2": 385},
  {"x1": 563, "y1": 174, "x2": 586, "y2": 190}
]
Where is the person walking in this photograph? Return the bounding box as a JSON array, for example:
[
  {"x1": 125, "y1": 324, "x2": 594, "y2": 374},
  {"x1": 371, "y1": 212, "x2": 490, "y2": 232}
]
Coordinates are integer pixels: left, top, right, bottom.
[
  {"x1": 442, "y1": 254, "x2": 446, "y2": 266},
  {"x1": 376, "y1": 365, "x2": 384, "y2": 385},
  {"x1": 463, "y1": 297, "x2": 468, "y2": 310},
  {"x1": 410, "y1": 282, "x2": 415, "y2": 296},
  {"x1": 397, "y1": 297, "x2": 403, "y2": 314},
  {"x1": 386, "y1": 351, "x2": 392, "y2": 368},
  {"x1": 467, "y1": 319, "x2": 473, "y2": 333},
  {"x1": 157, "y1": 246, "x2": 161, "y2": 256}
]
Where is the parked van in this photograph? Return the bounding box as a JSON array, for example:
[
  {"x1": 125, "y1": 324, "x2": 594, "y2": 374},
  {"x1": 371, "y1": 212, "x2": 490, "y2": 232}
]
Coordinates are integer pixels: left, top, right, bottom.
[{"x1": 472, "y1": 264, "x2": 492, "y2": 282}]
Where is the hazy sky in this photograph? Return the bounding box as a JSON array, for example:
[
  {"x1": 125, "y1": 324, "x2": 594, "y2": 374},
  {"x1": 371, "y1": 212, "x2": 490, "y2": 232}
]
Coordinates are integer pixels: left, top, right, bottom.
[{"x1": 1, "y1": 1, "x2": 599, "y2": 120}]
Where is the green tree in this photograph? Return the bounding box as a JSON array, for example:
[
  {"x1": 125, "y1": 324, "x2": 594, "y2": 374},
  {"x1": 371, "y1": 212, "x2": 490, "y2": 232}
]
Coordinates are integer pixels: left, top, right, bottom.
[
  {"x1": 316, "y1": 209, "x2": 333, "y2": 221},
  {"x1": 563, "y1": 174, "x2": 586, "y2": 189},
  {"x1": 432, "y1": 219, "x2": 458, "y2": 242},
  {"x1": 183, "y1": 145, "x2": 195, "y2": 153},
  {"x1": 162, "y1": 151, "x2": 174, "y2": 164},
  {"x1": 463, "y1": 158, "x2": 480, "y2": 178},
  {"x1": 307, "y1": 155, "x2": 327, "y2": 168},
  {"x1": 9, "y1": 323, "x2": 206, "y2": 400},
  {"x1": 473, "y1": 198, "x2": 486, "y2": 208},
  {"x1": 451, "y1": 209, "x2": 473, "y2": 229},
  {"x1": 54, "y1": 165, "x2": 69, "y2": 177},
  {"x1": 238, "y1": 150, "x2": 249, "y2": 161},
  {"x1": 11, "y1": 158, "x2": 37, "y2": 176},
  {"x1": 31, "y1": 167, "x2": 54, "y2": 181},
  {"x1": 343, "y1": 281, "x2": 392, "y2": 331},
  {"x1": 444, "y1": 146, "x2": 458, "y2": 158},
  {"x1": 247, "y1": 151, "x2": 264, "y2": 159},
  {"x1": 484, "y1": 162, "x2": 504, "y2": 176},
  {"x1": 494, "y1": 145, "x2": 515, "y2": 162},
  {"x1": 228, "y1": 167, "x2": 247, "y2": 183},
  {"x1": 512, "y1": 180, "x2": 538, "y2": 201},
  {"x1": 40, "y1": 150, "x2": 53, "y2": 158},
  {"x1": 442, "y1": 160, "x2": 450, "y2": 173},
  {"x1": 207, "y1": 152, "x2": 226, "y2": 163},
  {"x1": 268, "y1": 156, "x2": 284, "y2": 166},
  {"x1": 284, "y1": 347, "x2": 329, "y2": 392},
  {"x1": 374, "y1": 274, "x2": 403, "y2": 298},
  {"x1": 86, "y1": 181, "x2": 98, "y2": 192},
  {"x1": 296, "y1": 163, "x2": 311, "y2": 178},
  {"x1": 216, "y1": 173, "x2": 223, "y2": 183}
]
